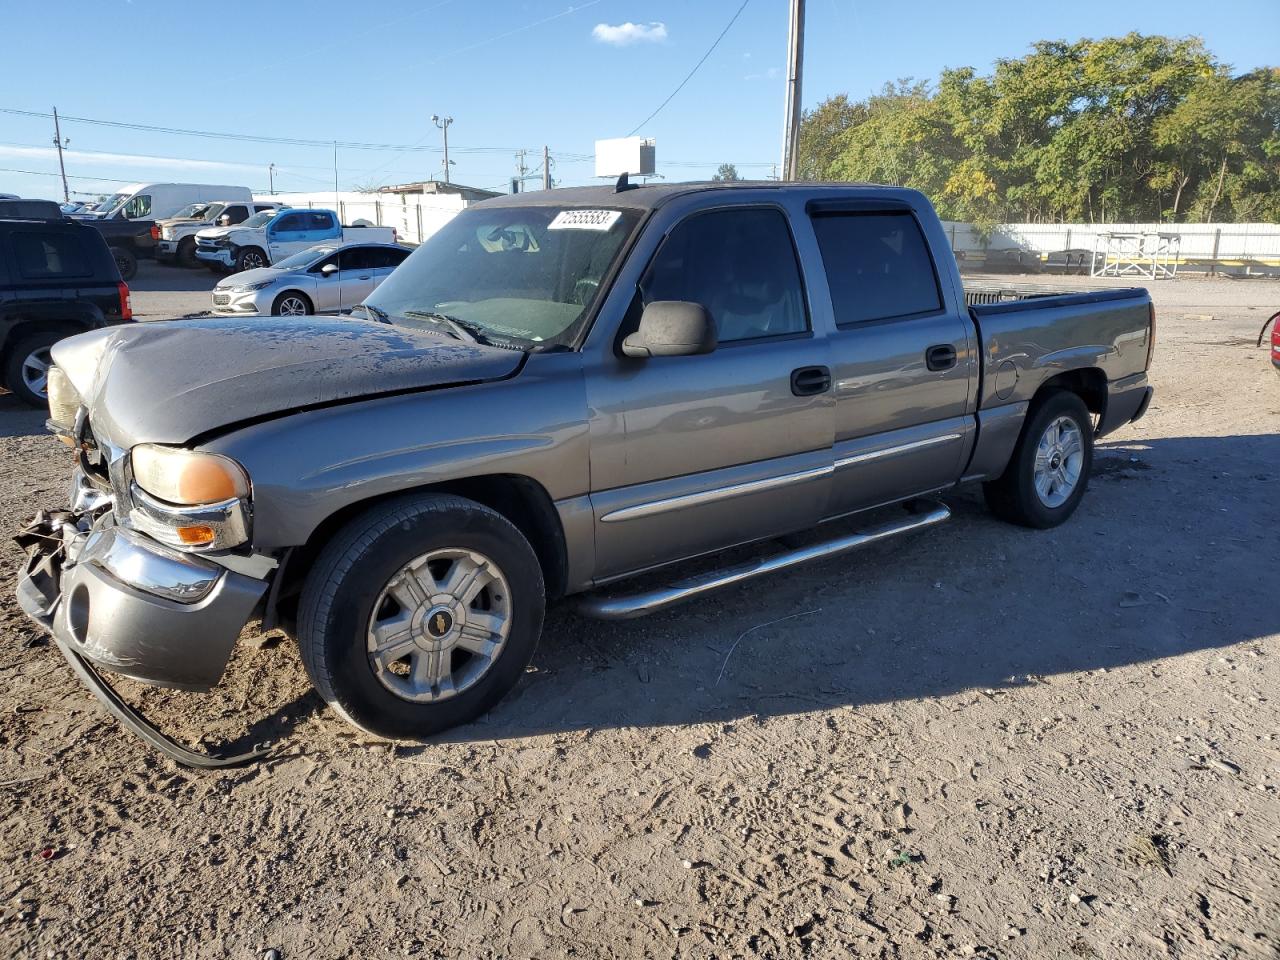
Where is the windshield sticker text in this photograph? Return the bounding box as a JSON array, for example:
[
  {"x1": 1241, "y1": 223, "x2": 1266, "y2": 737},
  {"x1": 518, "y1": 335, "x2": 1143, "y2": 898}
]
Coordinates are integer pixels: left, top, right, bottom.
[{"x1": 547, "y1": 209, "x2": 622, "y2": 231}]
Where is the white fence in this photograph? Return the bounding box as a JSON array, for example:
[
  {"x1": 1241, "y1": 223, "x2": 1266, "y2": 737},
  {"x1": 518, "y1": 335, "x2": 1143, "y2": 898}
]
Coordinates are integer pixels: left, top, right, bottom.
[
  {"x1": 944, "y1": 221, "x2": 1280, "y2": 274},
  {"x1": 254, "y1": 190, "x2": 468, "y2": 246}
]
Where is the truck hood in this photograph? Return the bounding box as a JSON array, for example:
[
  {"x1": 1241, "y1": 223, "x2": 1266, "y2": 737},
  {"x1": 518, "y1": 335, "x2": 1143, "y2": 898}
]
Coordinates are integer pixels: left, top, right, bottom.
[
  {"x1": 196, "y1": 225, "x2": 235, "y2": 240},
  {"x1": 51, "y1": 317, "x2": 524, "y2": 447}
]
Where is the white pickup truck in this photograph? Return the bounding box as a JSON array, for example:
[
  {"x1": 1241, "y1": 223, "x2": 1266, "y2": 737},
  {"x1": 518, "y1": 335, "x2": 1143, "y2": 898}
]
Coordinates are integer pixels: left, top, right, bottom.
[
  {"x1": 156, "y1": 200, "x2": 282, "y2": 267},
  {"x1": 195, "y1": 208, "x2": 396, "y2": 273}
]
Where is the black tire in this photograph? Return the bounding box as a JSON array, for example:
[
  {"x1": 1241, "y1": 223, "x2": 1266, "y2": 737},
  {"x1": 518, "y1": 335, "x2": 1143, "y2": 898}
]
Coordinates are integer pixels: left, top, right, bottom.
[
  {"x1": 111, "y1": 246, "x2": 137, "y2": 281},
  {"x1": 177, "y1": 237, "x2": 198, "y2": 268},
  {"x1": 3, "y1": 332, "x2": 61, "y2": 407},
  {"x1": 297, "y1": 493, "x2": 546, "y2": 739},
  {"x1": 271, "y1": 291, "x2": 313, "y2": 316},
  {"x1": 983, "y1": 390, "x2": 1093, "y2": 529},
  {"x1": 234, "y1": 246, "x2": 268, "y2": 273}
]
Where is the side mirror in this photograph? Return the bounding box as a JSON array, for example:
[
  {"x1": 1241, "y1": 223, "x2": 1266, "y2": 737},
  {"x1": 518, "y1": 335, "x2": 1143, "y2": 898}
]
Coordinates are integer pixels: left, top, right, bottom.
[
  {"x1": 320, "y1": 263, "x2": 339, "y2": 276},
  {"x1": 621, "y1": 301, "x2": 717, "y2": 358}
]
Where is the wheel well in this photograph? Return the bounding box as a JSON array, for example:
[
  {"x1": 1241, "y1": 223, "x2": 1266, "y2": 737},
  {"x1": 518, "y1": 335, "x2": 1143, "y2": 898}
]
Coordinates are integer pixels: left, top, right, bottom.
[
  {"x1": 1034, "y1": 368, "x2": 1106, "y2": 422},
  {"x1": 268, "y1": 474, "x2": 569, "y2": 632},
  {"x1": 0, "y1": 319, "x2": 83, "y2": 380},
  {"x1": 272, "y1": 289, "x2": 313, "y2": 312}
]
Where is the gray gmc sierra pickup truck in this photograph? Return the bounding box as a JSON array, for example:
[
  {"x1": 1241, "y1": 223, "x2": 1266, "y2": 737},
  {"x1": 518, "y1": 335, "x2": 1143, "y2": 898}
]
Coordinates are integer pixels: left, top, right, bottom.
[{"x1": 17, "y1": 182, "x2": 1154, "y2": 758}]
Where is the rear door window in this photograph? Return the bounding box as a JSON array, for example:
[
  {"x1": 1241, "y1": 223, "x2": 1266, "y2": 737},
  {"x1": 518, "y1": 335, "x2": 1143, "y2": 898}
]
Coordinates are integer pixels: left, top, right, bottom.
[
  {"x1": 369, "y1": 247, "x2": 409, "y2": 268},
  {"x1": 309, "y1": 212, "x2": 335, "y2": 230},
  {"x1": 11, "y1": 231, "x2": 92, "y2": 279},
  {"x1": 810, "y1": 212, "x2": 942, "y2": 325}
]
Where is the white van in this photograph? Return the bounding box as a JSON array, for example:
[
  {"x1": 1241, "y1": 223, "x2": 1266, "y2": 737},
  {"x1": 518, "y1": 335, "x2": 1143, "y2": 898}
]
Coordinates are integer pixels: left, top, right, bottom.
[{"x1": 81, "y1": 183, "x2": 253, "y2": 221}]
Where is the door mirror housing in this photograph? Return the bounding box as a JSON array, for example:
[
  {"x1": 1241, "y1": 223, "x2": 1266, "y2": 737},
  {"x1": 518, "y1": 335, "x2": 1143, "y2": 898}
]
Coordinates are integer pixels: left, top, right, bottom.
[
  {"x1": 320, "y1": 263, "x2": 339, "y2": 276},
  {"x1": 621, "y1": 301, "x2": 717, "y2": 358}
]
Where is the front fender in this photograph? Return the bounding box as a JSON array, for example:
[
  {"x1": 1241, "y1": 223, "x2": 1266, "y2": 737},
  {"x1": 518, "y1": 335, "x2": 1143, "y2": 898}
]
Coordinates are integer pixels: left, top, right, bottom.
[{"x1": 204, "y1": 351, "x2": 591, "y2": 551}]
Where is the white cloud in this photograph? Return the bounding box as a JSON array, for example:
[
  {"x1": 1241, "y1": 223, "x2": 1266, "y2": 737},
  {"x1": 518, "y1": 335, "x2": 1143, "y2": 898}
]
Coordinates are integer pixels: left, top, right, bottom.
[
  {"x1": 592, "y1": 21, "x2": 667, "y2": 46},
  {"x1": 743, "y1": 66, "x2": 782, "y2": 81},
  {"x1": 0, "y1": 144, "x2": 253, "y2": 172}
]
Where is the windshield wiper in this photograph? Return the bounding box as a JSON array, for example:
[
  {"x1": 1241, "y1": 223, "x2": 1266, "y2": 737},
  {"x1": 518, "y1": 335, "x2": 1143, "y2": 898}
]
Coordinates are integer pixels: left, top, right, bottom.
[
  {"x1": 354, "y1": 303, "x2": 391, "y2": 324},
  {"x1": 402, "y1": 310, "x2": 490, "y2": 345}
]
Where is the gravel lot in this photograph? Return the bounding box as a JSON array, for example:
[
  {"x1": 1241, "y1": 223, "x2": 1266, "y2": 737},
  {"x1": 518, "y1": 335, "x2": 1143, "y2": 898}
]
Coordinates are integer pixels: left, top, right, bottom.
[{"x1": 0, "y1": 266, "x2": 1277, "y2": 959}]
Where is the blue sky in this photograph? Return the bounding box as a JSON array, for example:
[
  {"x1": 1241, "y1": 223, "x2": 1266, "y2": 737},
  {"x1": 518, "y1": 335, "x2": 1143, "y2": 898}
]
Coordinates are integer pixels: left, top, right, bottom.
[{"x1": 2, "y1": 0, "x2": 1276, "y2": 200}]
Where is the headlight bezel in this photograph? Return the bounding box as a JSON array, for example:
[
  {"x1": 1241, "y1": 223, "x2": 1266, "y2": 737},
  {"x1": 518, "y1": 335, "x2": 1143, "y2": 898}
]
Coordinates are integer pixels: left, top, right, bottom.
[{"x1": 127, "y1": 444, "x2": 252, "y2": 551}]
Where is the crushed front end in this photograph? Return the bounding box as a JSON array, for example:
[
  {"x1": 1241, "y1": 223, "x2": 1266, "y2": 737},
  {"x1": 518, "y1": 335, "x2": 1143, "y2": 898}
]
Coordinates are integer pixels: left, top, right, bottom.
[{"x1": 15, "y1": 375, "x2": 272, "y2": 693}]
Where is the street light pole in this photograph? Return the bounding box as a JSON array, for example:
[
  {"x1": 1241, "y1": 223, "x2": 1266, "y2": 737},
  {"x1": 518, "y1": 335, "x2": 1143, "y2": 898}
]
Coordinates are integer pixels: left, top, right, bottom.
[
  {"x1": 268, "y1": 163, "x2": 275, "y2": 194},
  {"x1": 432, "y1": 114, "x2": 454, "y2": 184},
  {"x1": 780, "y1": 0, "x2": 805, "y2": 181}
]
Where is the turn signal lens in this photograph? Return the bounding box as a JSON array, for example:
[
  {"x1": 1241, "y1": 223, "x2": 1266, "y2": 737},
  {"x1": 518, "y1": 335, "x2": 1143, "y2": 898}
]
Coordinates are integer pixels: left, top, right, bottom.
[
  {"x1": 176, "y1": 525, "x2": 216, "y2": 545},
  {"x1": 131, "y1": 444, "x2": 249, "y2": 505}
]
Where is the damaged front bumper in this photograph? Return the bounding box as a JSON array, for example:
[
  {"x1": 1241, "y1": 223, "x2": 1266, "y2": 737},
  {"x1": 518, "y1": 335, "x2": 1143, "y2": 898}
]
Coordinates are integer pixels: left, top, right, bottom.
[{"x1": 16, "y1": 508, "x2": 269, "y2": 691}]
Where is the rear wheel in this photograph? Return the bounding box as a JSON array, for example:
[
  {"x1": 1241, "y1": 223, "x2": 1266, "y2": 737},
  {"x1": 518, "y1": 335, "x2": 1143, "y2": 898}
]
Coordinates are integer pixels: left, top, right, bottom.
[
  {"x1": 983, "y1": 391, "x2": 1093, "y2": 528},
  {"x1": 297, "y1": 494, "x2": 545, "y2": 739},
  {"x1": 111, "y1": 246, "x2": 137, "y2": 281},
  {"x1": 272, "y1": 292, "x2": 312, "y2": 316},
  {"x1": 3, "y1": 333, "x2": 60, "y2": 407}
]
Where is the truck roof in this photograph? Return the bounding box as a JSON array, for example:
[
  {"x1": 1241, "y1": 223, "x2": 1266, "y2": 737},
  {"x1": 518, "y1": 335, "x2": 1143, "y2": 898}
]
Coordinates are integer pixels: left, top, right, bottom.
[{"x1": 476, "y1": 180, "x2": 916, "y2": 212}]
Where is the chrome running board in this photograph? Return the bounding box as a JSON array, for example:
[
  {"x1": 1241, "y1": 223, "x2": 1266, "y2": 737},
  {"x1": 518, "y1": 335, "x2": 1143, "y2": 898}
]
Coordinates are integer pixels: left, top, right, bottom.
[{"x1": 576, "y1": 501, "x2": 950, "y2": 620}]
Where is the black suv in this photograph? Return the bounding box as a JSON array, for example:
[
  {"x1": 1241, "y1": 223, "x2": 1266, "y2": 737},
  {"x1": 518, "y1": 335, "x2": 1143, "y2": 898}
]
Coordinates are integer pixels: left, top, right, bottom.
[{"x1": 0, "y1": 200, "x2": 134, "y2": 406}]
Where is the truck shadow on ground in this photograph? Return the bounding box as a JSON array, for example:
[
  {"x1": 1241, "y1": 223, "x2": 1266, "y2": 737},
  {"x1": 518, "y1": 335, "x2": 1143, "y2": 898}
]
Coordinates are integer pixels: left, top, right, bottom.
[
  {"x1": 98, "y1": 432, "x2": 1280, "y2": 759},
  {"x1": 0, "y1": 398, "x2": 48, "y2": 437}
]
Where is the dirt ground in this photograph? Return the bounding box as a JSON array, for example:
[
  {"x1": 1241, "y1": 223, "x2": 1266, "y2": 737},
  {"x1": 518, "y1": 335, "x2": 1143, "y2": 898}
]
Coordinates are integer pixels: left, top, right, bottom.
[{"x1": 0, "y1": 270, "x2": 1277, "y2": 959}]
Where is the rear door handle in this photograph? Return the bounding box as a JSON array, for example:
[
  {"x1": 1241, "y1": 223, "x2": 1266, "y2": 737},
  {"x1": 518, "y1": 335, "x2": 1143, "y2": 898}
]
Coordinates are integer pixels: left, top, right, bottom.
[
  {"x1": 790, "y1": 365, "x2": 831, "y2": 397},
  {"x1": 925, "y1": 344, "x2": 957, "y2": 371}
]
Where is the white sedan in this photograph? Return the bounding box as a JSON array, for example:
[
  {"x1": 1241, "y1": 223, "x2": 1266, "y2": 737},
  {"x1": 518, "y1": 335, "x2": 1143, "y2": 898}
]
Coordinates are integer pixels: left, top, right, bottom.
[{"x1": 211, "y1": 242, "x2": 411, "y2": 316}]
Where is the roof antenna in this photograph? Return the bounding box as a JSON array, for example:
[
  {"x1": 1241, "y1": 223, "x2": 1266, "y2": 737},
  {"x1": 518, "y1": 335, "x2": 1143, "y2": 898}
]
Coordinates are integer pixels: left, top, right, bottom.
[{"x1": 615, "y1": 171, "x2": 637, "y2": 193}]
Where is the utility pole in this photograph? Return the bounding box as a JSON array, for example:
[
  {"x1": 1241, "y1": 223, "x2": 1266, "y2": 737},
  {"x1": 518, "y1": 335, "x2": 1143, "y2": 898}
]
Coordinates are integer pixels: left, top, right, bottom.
[
  {"x1": 542, "y1": 145, "x2": 551, "y2": 191},
  {"x1": 432, "y1": 115, "x2": 453, "y2": 184},
  {"x1": 52, "y1": 106, "x2": 70, "y2": 203},
  {"x1": 780, "y1": 0, "x2": 805, "y2": 181},
  {"x1": 268, "y1": 163, "x2": 276, "y2": 194},
  {"x1": 513, "y1": 150, "x2": 527, "y2": 194},
  {"x1": 333, "y1": 141, "x2": 339, "y2": 208}
]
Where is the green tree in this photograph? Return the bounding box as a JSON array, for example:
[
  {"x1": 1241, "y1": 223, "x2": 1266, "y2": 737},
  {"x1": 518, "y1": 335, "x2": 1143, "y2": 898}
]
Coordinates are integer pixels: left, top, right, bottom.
[
  {"x1": 712, "y1": 163, "x2": 741, "y2": 182},
  {"x1": 796, "y1": 32, "x2": 1277, "y2": 224}
]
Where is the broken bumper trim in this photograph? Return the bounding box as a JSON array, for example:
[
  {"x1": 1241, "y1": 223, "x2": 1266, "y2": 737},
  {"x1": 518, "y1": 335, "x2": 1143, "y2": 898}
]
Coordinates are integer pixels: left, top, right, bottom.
[{"x1": 17, "y1": 521, "x2": 269, "y2": 692}]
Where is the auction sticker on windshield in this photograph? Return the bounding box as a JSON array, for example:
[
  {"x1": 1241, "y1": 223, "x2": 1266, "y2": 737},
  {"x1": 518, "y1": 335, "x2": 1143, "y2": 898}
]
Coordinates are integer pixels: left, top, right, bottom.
[{"x1": 547, "y1": 209, "x2": 621, "y2": 231}]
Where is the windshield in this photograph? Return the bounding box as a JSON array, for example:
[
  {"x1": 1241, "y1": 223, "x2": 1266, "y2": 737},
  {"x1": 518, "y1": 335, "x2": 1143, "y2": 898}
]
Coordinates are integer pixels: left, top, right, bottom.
[
  {"x1": 172, "y1": 202, "x2": 209, "y2": 219},
  {"x1": 365, "y1": 205, "x2": 640, "y2": 348},
  {"x1": 93, "y1": 192, "x2": 129, "y2": 215},
  {"x1": 273, "y1": 245, "x2": 336, "y2": 271},
  {"x1": 241, "y1": 210, "x2": 278, "y2": 228}
]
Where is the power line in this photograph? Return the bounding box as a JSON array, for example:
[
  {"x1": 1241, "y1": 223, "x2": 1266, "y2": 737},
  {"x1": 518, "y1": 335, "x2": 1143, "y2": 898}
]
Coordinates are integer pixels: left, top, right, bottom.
[
  {"x1": 627, "y1": 0, "x2": 752, "y2": 136},
  {"x1": 0, "y1": 106, "x2": 522, "y2": 154}
]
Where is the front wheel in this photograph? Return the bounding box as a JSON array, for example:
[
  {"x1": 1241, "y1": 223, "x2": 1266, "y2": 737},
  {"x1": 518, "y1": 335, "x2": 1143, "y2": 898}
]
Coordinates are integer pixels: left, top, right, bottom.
[
  {"x1": 272, "y1": 292, "x2": 312, "y2": 316},
  {"x1": 3, "y1": 333, "x2": 60, "y2": 407},
  {"x1": 177, "y1": 237, "x2": 198, "y2": 268},
  {"x1": 983, "y1": 391, "x2": 1093, "y2": 528},
  {"x1": 112, "y1": 246, "x2": 137, "y2": 281},
  {"x1": 297, "y1": 494, "x2": 545, "y2": 739},
  {"x1": 234, "y1": 246, "x2": 268, "y2": 272}
]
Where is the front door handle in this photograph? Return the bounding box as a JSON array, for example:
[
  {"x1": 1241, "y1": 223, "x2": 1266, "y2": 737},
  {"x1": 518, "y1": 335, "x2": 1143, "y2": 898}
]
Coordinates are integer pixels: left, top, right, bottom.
[
  {"x1": 925, "y1": 344, "x2": 957, "y2": 371},
  {"x1": 790, "y1": 365, "x2": 831, "y2": 397}
]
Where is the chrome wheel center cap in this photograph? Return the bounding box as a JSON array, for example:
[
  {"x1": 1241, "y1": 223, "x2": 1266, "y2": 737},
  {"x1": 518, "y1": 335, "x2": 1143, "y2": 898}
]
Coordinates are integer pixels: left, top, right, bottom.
[{"x1": 413, "y1": 602, "x2": 461, "y2": 650}]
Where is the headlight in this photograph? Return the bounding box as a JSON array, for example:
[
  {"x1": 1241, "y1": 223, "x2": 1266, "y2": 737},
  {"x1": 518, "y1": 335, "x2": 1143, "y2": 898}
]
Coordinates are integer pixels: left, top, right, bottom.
[
  {"x1": 231, "y1": 280, "x2": 274, "y2": 293},
  {"x1": 46, "y1": 365, "x2": 80, "y2": 436},
  {"x1": 131, "y1": 444, "x2": 249, "y2": 505}
]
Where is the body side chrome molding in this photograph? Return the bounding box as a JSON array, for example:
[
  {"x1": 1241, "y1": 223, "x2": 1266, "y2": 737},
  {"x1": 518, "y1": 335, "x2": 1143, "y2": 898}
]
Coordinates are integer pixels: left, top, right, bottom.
[
  {"x1": 599, "y1": 464, "x2": 831, "y2": 524},
  {"x1": 834, "y1": 433, "x2": 962, "y2": 470}
]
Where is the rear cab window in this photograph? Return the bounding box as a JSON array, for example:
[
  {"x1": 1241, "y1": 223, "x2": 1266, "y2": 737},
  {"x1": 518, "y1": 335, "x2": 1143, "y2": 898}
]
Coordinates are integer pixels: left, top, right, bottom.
[{"x1": 810, "y1": 211, "x2": 942, "y2": 325}]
